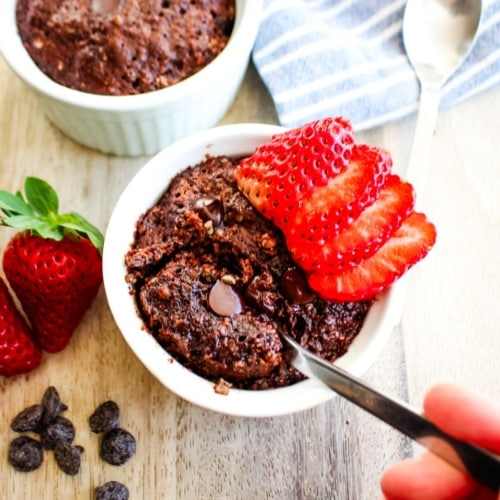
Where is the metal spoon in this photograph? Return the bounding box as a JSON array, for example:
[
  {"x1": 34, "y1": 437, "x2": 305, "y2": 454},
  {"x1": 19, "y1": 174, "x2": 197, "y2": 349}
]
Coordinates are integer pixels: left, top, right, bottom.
[
  {"x1": 281, "y1": 334, "x2": 500, "y2": 493},
  {"x1": 402, "y1": 0, "x2": 482, "y2": 199}
]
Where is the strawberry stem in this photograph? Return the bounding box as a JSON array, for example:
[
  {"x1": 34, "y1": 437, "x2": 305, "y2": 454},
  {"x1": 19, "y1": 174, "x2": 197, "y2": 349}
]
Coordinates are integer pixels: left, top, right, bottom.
[{"x1": 0, "y1": 177, "x2": 104, "y2": 254}]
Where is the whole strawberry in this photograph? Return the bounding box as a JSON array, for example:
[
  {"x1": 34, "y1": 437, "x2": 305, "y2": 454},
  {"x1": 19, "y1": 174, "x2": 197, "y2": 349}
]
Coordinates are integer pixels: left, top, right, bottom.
[
  {"x1": 0, "y1": 177, "x2": 104, "y2": 353},
  {"x1": 0, "y1": 277, "x2": 42, "y2": 377}
]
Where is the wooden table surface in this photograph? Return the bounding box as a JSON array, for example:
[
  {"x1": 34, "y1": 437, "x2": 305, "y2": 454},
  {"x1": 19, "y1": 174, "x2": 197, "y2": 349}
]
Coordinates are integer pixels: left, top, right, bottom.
[{"x1": 1, "y1": 55, "x2": 499, "y2": 499}]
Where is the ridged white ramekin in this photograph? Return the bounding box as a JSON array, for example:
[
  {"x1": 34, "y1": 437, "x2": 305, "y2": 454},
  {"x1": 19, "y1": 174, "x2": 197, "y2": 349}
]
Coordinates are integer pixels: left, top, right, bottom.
[
  {"x1": 0, "y1": 0, "x2": 262, "y2": 156},
  {"x1": 103, "y1": 124, "x2": 406, "y2": 417}
]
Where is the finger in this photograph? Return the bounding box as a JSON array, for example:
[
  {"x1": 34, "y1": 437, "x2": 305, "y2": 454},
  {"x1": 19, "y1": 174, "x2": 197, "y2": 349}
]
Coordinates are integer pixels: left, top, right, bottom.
[
  {"x1": 424, "y1": 383, "x2": 500, "y2": 452},
  {"x1": 381, "y1": 452, "x2": 496, "y2": 500}
]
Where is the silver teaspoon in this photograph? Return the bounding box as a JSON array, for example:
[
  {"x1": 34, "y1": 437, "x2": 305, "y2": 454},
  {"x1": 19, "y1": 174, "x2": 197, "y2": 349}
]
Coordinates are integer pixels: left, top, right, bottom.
[
  {"x1": 402, "y1": 0, "x2": 482, "y2": 200},
  {"x1": 281, "y1": 334, "x2": 500, "y2": 493}
]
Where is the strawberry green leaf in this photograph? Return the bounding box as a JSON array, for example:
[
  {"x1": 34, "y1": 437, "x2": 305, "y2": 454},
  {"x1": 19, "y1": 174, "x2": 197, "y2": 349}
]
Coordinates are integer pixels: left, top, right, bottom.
[
  {"x1": 24, "y1": 177, "x2": 59, "y2": 215},
  {"x1": 1, "y1": 215, "x2": 64, "y2": 240},
  {"x1": 58, "y1": 212, "x2": 104, "y2": 255},
  {"x1": 0, "y1": 177, "x2": 104, "y2": 254},
  {"x1": 0, "y1": 191, "x2": 34, "y2": 217}
]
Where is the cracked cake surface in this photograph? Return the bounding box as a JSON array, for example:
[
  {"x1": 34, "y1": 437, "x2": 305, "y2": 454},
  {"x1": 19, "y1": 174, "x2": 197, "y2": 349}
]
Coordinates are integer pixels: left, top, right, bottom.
[{"x1": 125, "y1": 156, "x2": 372, "y2": 390}]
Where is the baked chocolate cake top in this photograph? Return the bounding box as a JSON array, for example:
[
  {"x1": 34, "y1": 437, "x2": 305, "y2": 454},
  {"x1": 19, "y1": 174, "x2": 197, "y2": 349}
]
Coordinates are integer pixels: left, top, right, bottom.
[
  {"x1": 16, "y1": 0, "x2": 235, "y2": 95},
  {"x1": 125, "y1": 156, "x2": 372, "y2": 390}
]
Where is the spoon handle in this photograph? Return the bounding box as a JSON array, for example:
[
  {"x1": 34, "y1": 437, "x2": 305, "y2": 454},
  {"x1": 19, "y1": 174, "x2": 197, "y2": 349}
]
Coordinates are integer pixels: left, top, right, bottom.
[
  {"x1": 282, "y1": 335, "x2": 500, "y2": 493},
  {"x1": 405, "y1": 86, "x2": 441, "y2": 208}
]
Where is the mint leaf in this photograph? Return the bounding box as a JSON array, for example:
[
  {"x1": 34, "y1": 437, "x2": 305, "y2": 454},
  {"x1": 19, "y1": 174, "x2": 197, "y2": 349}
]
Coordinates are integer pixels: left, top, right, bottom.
[{"x1": 24, "y1": 177, "x2": 59, "y2": 215}]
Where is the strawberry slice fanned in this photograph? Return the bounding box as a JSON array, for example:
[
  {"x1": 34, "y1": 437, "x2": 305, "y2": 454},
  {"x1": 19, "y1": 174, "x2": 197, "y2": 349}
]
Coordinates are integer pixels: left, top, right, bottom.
[
  {"x1": 293, "y1": 175, "x2": 415, "y2": 273},
  {"x1": 235, "y1": 117, "x2": 354, "y2": 228},
  {"x1": 235, "y1": 117, "x2": 437, "y2": 302},
  {"x1": 308, "y1": 212, "x2": 437, "y2": 302},
  {"x1": 287, "y1": 144, "x2": 393, "y2": 254}
]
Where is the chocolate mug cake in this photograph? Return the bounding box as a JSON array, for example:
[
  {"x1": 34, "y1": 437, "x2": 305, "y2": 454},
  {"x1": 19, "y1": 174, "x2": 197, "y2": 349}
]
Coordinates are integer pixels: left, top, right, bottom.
[{"x1": 125, "y1": 156, "x2": 372, "y2": 390}]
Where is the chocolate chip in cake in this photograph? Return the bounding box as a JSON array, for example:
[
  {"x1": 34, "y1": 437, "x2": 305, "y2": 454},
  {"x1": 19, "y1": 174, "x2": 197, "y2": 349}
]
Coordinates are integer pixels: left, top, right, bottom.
[
  {"x1": 89, "y1": 400, "x2": 121, "y2": 434},
  {"x1": 40, "y1": 415, "x2": 75, "y2": 450},
  {"x1": 244, "y1": 272, "x2": 278, "y2": 315},
  {"x1": 279, "y1": 268, "x2": 316, "y2": 305},
  {"x1": 100, "y1": 428, "x2": 136, "y2": 466},
  {"x1": 95, "y1": 481, "x2": 130, "y2": 500},
  {"x1": 208, "y1": 279, "x2": 244, "y2": 316},
  {"x1": 192, "y1": 197, "x2": 224, "y2": 227},
  {"x1": 10, "y1": 404, "x2": 44, "y2": 433},
  {"x1": 54, "y1": 442, "x2": 84, "y2": 476},
  {"x1": 8, "y1": 436, "x2": 44, "y2": 472}
]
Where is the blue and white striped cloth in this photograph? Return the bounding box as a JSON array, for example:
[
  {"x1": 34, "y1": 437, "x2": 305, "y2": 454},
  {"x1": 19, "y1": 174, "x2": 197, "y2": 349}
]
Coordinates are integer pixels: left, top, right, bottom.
[{"x1": 253, "y1": 0, "x2": 500, "y2": 131}]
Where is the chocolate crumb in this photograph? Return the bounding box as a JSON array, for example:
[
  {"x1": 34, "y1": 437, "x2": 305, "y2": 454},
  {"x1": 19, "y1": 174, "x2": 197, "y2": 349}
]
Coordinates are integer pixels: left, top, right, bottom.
[{"x1": 214, "y1": 378, "x2": 232, "y2": 395}]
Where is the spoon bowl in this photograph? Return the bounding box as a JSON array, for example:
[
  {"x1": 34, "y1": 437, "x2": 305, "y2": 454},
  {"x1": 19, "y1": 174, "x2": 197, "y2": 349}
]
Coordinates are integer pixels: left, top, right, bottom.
[
  {"x1": 402, "y1": 0, "x2": 482, "y2": 198},
  {"x1": 403, "y1": 0, "x2": 482, "y2": 89}
]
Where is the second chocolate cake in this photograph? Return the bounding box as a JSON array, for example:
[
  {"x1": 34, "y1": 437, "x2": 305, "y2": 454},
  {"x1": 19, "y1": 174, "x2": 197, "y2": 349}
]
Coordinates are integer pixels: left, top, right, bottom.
[
  {"x1": 16, "y1": 0, "x2": 235, "y2": 95},
  {"x1": 125, "y1": 156, "x2": 372, "y2": 390}
]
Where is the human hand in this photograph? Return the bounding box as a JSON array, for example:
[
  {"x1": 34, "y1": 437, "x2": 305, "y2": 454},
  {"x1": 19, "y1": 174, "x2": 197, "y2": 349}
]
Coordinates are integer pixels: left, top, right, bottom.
[{"x1": 381, "y1": 383, "x2": 500, "y2": 500}]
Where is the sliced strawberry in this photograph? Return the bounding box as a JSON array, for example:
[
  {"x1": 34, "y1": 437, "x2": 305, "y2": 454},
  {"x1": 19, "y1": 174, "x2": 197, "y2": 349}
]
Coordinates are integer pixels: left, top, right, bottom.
[
  {"x1": 236, "y1": 116, "x2": 437, "y2": 302},
  {"x1": 0, "y1": 277, "x2": 42, "y2": 377},
  {"x1": 293, "y1": 175, "x2": 415, "y2": 272},
  {"x1": 308, "y1": 212, "x2": 437, "y2": 302},
  {"x1": 287, "y1": 144, "x2": 392, "y2": 256},
  {"x1": 235, "y1": 117, "x2": 354, "y2": 228}
]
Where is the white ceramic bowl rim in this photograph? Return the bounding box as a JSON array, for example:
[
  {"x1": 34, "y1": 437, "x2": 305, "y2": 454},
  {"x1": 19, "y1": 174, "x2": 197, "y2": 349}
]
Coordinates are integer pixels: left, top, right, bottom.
[
  {"x1": 102, "y1": 123, "x2": 406, "y2": 417},
  {"x1": 0, "y1": 0, "x2": 261, "y2": 112}
]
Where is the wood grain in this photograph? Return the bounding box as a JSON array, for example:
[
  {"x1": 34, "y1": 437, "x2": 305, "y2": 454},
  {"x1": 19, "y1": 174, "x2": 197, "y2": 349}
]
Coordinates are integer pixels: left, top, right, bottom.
[{"x1": 0, "y1": 55, "x2": 498, "y2": 499}]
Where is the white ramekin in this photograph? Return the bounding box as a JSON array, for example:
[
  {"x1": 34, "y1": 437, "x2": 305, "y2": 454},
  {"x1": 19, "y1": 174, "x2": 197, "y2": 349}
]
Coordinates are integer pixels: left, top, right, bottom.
[
  {"x1": 102, "y1": 123, "x2": 406, "y2": 417},
  {"x1": 0, "y1": 0, "x2": 262, "y2": 156}
]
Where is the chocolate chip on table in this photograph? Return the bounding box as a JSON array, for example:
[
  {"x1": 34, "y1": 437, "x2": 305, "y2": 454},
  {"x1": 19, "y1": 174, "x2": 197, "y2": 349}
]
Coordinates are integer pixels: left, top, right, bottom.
[
  {"x1": 8, "y1": 436, "x2": 44, "y2": 472},
  {"x1": 95, "y1": 481, "x2": 130, "y2": 500},
  {"x1": 208, "y1": 279, "x2": 244, "y2": 316},
  {"x1": 8, "y1": 386, "x2": 133, "y2": 493},
  {"x1": 100, "y1": 428, "x2": 136, "y2": 466},
  {"x1": 40, "y1": 415, "x2": 76, "y2": 450},
  {"x1": 41, "y1": 385, "x2": 68, "y2": 425},
  {"x1": 54, "y1": 442, "x2": 84, "y2": 476},
  {"x1": 10, "y1": 404, "x2": 44, "y2": 433},
  {"x1": 8, "y1": 387, "x2": 82, "y2": 475},
  {"x1": 279, "y1": 267, "x2": 316, "y2": 305},
  {"x1": 89, "y1": 400, "x2": 121, "y2": 434}
]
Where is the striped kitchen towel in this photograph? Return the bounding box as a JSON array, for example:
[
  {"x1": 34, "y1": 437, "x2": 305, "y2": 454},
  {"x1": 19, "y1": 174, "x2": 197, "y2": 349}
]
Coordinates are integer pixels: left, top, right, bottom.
[{"x1": 252, "y1": 0, "x2": 500, "y2": 131}]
